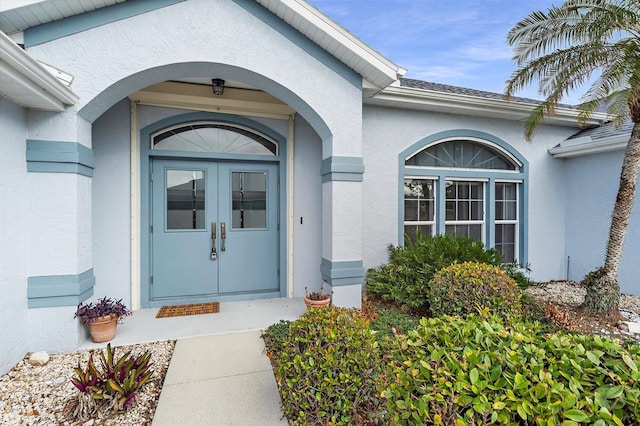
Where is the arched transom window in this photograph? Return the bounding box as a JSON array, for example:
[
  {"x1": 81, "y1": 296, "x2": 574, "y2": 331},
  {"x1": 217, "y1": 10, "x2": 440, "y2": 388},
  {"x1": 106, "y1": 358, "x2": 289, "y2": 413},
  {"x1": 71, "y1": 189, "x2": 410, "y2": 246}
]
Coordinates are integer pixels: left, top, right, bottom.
[
  {"x1": 152, "y1": 122, "x2": 278, "y2": 155},
  {"x1": 402, "y1": 137, "x2": 526, "y2": 263},
  {"x1": 406, "y1": 139, "x2": 519, "y2": 170}
]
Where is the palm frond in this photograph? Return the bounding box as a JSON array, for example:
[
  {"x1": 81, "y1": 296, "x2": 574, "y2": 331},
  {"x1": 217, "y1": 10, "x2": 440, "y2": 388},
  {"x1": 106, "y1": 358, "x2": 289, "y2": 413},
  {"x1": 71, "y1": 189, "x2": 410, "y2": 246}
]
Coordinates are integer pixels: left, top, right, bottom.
[{"x1": 506, "y1": 0, "x2": 640, "y2": 134}]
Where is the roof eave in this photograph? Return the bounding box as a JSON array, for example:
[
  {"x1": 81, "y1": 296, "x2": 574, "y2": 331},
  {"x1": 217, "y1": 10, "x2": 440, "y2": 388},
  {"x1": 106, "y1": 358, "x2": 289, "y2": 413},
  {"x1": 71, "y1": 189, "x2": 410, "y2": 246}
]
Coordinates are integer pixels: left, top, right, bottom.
[
  {"x1": 0, "y1": 31, "x2": 78, "y2": 110},
  {"x1": 255, "y1": 0, "x2": 405, "y2": 89},
  {"x1": 549, "y1": 134, "x2": 629, "y2": 158},
  {"x1": 367, "y1": 85, "x2": 608, "y2": 127}
]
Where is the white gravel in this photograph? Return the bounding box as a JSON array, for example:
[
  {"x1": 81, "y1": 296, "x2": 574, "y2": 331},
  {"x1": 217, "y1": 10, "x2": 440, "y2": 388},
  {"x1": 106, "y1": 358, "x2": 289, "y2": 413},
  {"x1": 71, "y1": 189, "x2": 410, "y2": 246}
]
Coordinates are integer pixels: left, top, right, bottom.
[
  {"x1": 525, "y1": 280, "x2": 640, "y2": 320},
  {"x1": 0, "y1": 340, "x2": 174, "y2": 426}
]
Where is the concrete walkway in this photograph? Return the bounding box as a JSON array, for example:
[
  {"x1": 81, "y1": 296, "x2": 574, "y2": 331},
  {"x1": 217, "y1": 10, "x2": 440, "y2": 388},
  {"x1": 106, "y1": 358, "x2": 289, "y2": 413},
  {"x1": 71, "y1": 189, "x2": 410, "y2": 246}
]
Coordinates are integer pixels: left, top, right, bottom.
[{"x1": 152, "y1": 331, "x2": 288, "y2": 425}]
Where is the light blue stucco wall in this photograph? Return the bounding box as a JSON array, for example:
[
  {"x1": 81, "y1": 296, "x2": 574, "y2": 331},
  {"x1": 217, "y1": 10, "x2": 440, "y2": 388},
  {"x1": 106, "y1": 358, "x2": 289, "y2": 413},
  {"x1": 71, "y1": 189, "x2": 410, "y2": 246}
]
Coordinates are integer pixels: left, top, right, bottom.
[
  {"x1": 0, "y1": 97, "x2": 29, "y2": 375},
  {"x1": 92, "y1": 99, "x2": 132, "y2": 305},
  {"x1": 564, "y1": 150, "x2": 640, "y2": 294},
  {"x1": 292, "y1": 117, "x2": 323, "y2": 295},
  {"x1": 362, "y1": 105, "x2": 579, "y2": 284}
]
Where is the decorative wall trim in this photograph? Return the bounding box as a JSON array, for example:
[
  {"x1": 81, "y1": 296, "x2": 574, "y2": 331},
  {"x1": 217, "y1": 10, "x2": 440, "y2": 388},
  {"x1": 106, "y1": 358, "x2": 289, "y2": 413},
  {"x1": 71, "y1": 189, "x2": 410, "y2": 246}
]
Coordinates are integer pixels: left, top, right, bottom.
[
  {"x1": 27, "y1": 269, "x2": 95, "y2": 308},
  {"x1": 24, "y1": 0, "x2": 186, "y2": 47},
  {"x1": 26, "y1": 140, "x2": 95, "y2": 177},
  {"x1": 321, "y1": 156, "x2": 364, "y2": 182},
  {"x1": 321, "y1": 258, "x2": 364, "y2": 287}
]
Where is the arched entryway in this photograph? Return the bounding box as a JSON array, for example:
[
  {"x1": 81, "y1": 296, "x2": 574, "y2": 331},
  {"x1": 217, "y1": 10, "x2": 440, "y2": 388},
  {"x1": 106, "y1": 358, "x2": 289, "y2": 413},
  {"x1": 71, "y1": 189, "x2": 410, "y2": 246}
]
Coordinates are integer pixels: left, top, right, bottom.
[{"x1": 139, "y1": 112, "x2": 288, "y2": 308}]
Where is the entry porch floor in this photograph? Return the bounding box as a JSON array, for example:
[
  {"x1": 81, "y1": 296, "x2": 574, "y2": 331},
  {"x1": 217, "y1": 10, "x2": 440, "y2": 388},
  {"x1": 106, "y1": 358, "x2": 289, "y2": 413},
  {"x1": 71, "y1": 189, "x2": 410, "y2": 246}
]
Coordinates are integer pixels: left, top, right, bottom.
[{"x1": 79, "y1": 297, "x2": 306, "y2": 350}]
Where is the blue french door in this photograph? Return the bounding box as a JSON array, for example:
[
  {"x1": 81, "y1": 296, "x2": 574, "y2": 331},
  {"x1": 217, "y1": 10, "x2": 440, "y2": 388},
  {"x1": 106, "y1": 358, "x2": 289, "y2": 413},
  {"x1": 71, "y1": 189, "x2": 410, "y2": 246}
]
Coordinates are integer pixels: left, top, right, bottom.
[{"x1": 150, "y1": 159, "x2": 279, "y2": 300}]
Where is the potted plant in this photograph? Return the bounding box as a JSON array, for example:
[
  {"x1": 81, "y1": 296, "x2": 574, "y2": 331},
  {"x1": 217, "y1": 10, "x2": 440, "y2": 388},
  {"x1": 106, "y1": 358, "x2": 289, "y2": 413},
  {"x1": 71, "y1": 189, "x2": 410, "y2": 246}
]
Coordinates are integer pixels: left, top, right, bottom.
[
  {"x1": 74, "y1": 296, "x2": 131, "y2": 343},
  {"x1": 304, "y1": 284, "x2": 331, "y2": 310}
]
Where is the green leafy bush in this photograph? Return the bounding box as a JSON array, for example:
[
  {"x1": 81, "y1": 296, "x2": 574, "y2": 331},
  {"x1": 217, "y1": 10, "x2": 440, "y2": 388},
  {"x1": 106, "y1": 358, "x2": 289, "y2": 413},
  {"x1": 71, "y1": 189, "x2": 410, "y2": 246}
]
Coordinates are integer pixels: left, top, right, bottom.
[
  {"x1": 381, "y1": 314, "x2": 640, "y2": 425},
  {"x1": 366, "y1": 234, "x2": 501, "y2": 310},
  {"x1": 370, "y1": 305, "x2": 419, "y2": 340},
  {"x1": 428, "y1": 261, "x2": 522, "y2": 317},
  {"x1": 271, "y1": 307, "x2": 382, "y2": 425},
  {"x1": 262, "y1": 319, "x2": 292, "y2": 354}
]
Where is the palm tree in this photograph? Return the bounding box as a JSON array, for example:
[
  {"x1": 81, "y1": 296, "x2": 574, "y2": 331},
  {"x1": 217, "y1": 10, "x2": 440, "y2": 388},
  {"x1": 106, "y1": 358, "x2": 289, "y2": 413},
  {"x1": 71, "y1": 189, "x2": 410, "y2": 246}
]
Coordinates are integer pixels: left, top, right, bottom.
[{"x1": 505, "y1": 0, "x2": 640, "y2": 316}]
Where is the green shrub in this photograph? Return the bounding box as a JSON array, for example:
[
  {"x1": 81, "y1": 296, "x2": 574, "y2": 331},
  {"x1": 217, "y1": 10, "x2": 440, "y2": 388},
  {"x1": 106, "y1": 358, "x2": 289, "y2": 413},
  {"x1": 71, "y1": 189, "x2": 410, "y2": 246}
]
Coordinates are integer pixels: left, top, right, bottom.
[
  {"x1": 428, "y1": 261, "x2": 522, "y2": 317},
  {"x1": 370, "y1": 305, "x2": 419, "y2": 340},
  {"x1": 381, "y1": 314, "x2": 640, "y2": 425},
  {"x1": 366, "y1": 234, "x2": 501, "y2": 310},
  {"x1": 262, "y1": 319, "x2": 292, "y2": 354},
  {"x1": 500, "y1": 261, "x2": 538, "y2": 289},
  {"x1": 271, "y1": 308, "x2": 382, "y2": 425}
]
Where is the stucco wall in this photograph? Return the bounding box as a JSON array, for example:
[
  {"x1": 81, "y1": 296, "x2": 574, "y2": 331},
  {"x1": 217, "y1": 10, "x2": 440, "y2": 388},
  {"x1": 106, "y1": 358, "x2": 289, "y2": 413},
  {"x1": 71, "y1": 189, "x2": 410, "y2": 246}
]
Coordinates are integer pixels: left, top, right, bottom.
[
  {"x1": 362, "y1": 105, "x2": 578, "y2": 283},
  {"x1": 564, "y1": 150, "x2": 640, "y2": 294},
  {"x1": 26, "y1": 0, "x2": 363, "y2": 156},
  {"x1": 292, "y1": 117, "x2": 323, "y2": 295},
  {"x1": 92, "y1": 99, "x2": 132, "y2": 305},
  {"x1": 0, "y1": 97, "x2": 29, "y2": 375}
]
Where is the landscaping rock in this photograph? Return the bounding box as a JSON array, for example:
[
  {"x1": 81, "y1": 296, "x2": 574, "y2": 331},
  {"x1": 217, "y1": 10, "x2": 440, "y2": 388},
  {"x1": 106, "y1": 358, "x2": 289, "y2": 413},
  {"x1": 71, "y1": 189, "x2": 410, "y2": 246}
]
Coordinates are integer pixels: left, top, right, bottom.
[{"x1": 28, "y1": 351, "x2": 50, "y2": 366}]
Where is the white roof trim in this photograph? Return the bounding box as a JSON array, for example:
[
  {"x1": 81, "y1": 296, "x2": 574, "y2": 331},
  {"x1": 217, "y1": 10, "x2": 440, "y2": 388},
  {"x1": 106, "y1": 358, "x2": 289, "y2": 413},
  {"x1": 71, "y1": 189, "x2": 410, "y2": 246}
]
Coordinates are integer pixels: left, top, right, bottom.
[
  {"x1": 367, "y1": 85, "x2": 609, "y2": 128},
  {"x1": 0, "y1": 31, "x2": 77, "y2": 110},
  {"x1": 549, "y1": 134, "x2": 628, "y2": 158},
  {"x1": 255, "y1": 0, "x2": 405, "y2": 89}
]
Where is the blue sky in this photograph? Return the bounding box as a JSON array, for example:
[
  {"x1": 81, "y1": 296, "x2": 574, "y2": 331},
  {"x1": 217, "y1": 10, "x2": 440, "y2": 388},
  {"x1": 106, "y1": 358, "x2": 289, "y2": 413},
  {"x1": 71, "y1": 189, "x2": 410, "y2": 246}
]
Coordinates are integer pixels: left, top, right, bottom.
[{"x1": 309, "y1": 0, "x2": 577, "y2": 102}]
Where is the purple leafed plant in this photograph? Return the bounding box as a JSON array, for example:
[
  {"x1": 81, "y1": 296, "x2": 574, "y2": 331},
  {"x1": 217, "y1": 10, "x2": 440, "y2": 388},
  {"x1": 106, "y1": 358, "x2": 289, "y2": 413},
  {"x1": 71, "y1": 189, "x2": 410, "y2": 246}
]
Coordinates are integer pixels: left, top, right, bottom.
[{"x1": 74, "y1": 296, "x2": 132, "y2": 324}]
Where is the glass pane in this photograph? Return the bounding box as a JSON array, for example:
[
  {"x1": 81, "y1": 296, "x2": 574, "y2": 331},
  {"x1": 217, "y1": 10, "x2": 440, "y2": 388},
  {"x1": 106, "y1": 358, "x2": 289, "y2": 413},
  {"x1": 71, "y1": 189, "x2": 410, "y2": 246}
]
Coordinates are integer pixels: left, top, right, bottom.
[
  {"x1": 154, "y1": 123, "x2": 277, "y2": 155},
  {"x1": 232, "y1": 172, "x2": 267, "y2": 229},
  {"x1": 445, "y1": 224, "x2": 483, "y2": 242},
  {"x1": 404, "y1": 224, "x2": 432, "y2": 242},
  {"x1": 166, "y1": 170, "x2": 205, "y2": 230},
  {"x1": 504, "y1": 201, "x2": 517, "y2": 220},
  {"x1": 404, "y1": 178, "x2": 435, "y2": 223},
  {"x1": 495, "y1": 224, "x2": 516, "y2": 262},
  {"x1": 457, "y1": 201, "x2": 469, "y2": 220},
  {"x1": 496, "y1": 201, "x2": 504, "y2": 220},
  {"x1": 471, "y1": 201, "x2": 483, "y2": 220},
  {"x1": 406, "y1": 140, "x2": 517, "y2": 170},
  {"x1": 404, "y1": 200, "x2": 419, "y2": 221}
]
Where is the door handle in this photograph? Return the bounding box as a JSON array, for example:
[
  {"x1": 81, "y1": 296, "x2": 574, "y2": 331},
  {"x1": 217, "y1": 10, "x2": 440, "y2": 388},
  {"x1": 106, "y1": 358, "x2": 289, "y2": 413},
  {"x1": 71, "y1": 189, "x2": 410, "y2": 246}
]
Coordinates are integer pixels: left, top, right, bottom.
[
  {"x1": 210, "y1": 222, "x2": 217, "y2": 260},
  {"x1": 221, "y1": 222, "x2": 226, "y2": 251}
]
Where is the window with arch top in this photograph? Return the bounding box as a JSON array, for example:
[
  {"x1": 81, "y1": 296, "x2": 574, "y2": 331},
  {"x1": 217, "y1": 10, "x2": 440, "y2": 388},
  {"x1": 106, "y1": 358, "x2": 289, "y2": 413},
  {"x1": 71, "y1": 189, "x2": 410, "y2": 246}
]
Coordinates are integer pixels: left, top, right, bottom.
[
  {"x1": 402, "y1": 134, "x2": 527, "y2": 264},
  {"x1": 152, "y1": 122, "x2": 278, "y2": 155}
]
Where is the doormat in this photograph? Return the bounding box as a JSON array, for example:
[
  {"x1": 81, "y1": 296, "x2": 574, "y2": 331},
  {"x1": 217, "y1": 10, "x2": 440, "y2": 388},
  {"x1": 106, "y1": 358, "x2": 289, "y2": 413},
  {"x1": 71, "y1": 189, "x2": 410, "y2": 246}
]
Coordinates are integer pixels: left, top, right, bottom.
[{"x1": 156, "y1": 302, "x2": 220, "y2": 319}]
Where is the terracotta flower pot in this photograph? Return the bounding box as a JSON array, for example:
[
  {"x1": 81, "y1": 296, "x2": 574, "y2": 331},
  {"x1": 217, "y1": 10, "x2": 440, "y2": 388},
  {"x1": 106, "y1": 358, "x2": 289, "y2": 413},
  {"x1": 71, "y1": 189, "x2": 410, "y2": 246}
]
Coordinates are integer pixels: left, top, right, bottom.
[
  {"x1": 304, "y1": 295, "x2": 331, "y2": 310},
  {"x1": 88, "y1": 314, "x2": 118, "y2": 343}
]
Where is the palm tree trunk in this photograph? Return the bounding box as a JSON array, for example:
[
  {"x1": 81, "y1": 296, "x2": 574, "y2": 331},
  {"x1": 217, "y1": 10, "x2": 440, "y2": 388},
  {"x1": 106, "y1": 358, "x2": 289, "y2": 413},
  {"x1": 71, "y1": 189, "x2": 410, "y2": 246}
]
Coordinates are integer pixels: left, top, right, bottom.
[{"x1": 583, "y1": 120, "x2": 640, "y2": 315}]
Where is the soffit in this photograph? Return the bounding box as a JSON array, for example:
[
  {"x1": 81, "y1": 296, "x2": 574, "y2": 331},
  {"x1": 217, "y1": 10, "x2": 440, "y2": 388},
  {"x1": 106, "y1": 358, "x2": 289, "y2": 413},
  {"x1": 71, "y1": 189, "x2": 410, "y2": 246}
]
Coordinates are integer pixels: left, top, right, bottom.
[{"x1": 0, "y1": 0, "x2": 124, "y2": 34}]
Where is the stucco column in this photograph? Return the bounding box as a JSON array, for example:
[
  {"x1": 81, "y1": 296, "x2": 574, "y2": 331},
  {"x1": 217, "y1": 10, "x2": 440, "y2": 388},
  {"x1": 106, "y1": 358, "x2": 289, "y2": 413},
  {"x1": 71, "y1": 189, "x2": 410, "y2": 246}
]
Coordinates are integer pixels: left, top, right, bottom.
[
  {"x1": 25, "y1": 108, "x2": 94, "y2": 352},
  {"x1": 320, "y1": 155, "x2": 365, "y2": 308}
]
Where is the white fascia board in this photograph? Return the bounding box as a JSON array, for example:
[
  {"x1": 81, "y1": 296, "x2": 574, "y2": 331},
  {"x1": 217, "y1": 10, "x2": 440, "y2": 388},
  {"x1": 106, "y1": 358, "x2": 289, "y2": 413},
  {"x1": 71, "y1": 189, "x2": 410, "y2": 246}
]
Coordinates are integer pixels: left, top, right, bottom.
[
  {"x1": 261, "y1": 0, "x2": 405, "y2": 87},
  {"x1": 369, "y1": 85, "x2": 608, "y2": 127},
  {"x1": 0, "y1": 31, "x2": 78, "y2": 109},
  {"x1": 549, "y1": 134, "x2": 629, "y2": 158}
]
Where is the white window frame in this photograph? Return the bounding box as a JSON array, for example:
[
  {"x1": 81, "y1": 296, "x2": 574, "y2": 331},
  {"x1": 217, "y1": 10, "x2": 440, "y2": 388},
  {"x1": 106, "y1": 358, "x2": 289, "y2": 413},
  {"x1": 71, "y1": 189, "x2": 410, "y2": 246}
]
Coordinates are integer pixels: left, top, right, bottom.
[
  {"x1": 495, "y1": 179, "x2": 520, "y2": 263},
  {"x1": 444, "y1": 179, "x2": 486, "y2": 244},
  {"x1": 403, "y1": 176, "x2": 437, "y2": 237}
]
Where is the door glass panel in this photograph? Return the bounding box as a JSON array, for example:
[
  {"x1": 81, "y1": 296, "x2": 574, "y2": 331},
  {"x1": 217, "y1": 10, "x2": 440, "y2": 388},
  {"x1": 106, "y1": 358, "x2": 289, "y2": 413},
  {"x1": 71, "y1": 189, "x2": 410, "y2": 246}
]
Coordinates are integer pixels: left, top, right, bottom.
[
  {"x1": 166, "y1": 170, "x2": 205, "y2": 230},
  {"x1": 232, "y1": 172, "x2": 267, "y2": 229}
]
